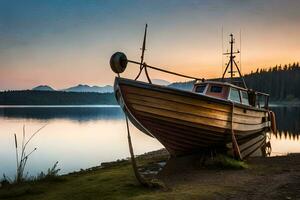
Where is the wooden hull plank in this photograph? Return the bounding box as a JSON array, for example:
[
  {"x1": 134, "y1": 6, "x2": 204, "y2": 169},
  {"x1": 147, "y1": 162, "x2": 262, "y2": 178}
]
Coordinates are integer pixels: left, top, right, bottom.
[{"x1": 115, "y1": 77, "x2": 270, "y2": 157}]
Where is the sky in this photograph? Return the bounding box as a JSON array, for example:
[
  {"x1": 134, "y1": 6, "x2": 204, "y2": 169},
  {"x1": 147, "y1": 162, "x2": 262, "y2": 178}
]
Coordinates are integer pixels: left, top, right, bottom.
[{"x1": 0, "y1": 0, "x2": 300, "y2": 90}]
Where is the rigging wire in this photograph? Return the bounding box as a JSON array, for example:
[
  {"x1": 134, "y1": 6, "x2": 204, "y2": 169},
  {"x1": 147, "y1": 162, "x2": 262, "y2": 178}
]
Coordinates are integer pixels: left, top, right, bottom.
[
  {"x1": 240, "y1": 29, "x2": 242, "y2": 73},
  {"x1": 221, "y1": 26, "x2": 224, "y2": 77},
  {"x1": 128, "y1": 60, "x2": 201, "y2": 81}
]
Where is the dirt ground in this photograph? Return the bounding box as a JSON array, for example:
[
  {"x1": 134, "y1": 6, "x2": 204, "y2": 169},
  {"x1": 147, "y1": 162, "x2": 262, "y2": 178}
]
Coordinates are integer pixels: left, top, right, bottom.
[{"x1": 159, "y1": 153, "x2": 300, "y2": 200}]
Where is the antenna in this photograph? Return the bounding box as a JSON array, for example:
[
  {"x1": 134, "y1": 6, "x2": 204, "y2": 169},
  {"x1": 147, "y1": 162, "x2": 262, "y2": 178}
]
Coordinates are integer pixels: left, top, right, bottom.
[
  {"x1": 221, "y1": 34, "x2": 247, "y2": 88},
  {"x1": 230, "y1": 34, "x2": 234, "y2": 79}
]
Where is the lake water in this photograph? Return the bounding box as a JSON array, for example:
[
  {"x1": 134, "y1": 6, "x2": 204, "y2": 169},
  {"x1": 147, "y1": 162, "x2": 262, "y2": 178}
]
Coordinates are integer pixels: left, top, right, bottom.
[{"x1": 0, "y1": 105, "x2": 299, "y2": 178}]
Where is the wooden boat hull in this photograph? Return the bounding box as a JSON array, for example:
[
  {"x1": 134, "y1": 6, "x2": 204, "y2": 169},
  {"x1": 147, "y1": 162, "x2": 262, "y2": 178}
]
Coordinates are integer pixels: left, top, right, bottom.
[{"x1": 114, "y1": 77, "x2": 271, "y2": 158}]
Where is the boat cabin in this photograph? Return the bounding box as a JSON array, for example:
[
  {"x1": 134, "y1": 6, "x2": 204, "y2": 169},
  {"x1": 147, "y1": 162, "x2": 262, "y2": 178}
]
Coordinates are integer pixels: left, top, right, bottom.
[{"x1": 193, "y1": 81, "x2": 269, "y2": 109}]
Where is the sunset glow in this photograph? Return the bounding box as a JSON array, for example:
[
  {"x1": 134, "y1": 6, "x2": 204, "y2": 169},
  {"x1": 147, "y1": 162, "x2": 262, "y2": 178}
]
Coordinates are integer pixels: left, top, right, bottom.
[{"x1": 1, "y1": 0, "x2": 300, "y2": 90}]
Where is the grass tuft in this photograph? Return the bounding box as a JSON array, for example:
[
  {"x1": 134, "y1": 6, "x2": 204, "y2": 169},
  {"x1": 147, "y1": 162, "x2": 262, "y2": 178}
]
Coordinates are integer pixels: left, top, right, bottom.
[{"x1": 209, "y1": 154, "x2": 249, "y2": 169}]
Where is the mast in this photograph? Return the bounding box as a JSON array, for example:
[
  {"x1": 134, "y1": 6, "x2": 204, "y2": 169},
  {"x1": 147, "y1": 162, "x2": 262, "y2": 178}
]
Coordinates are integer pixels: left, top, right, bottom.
[
  {"x1": 222, "y1": 34, "x2": 247, "y2": 88},
  {"x1": 229, "y1": 34, "x2": 234, "y2": 79},
  {"x1": 134, "y1": 24, "x2": 152, "y2": 83},
  {"x1": 140, "y1": 24, "x2": 147, "y2": 69}
]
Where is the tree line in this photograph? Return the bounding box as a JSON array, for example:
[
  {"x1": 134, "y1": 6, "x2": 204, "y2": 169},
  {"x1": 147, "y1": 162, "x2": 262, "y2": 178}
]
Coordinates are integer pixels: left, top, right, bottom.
[
  {"x1": 244, "y1": 62, "x2": 300, "y2": 101},
  {"x1": 0, "y1": 90, "x2": 118, "y2": 105}
]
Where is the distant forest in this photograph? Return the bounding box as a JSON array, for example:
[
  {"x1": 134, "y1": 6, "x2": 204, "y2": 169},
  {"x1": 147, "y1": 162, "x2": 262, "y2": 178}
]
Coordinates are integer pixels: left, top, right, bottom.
[
  {"x1": 169, "y1": 62, "x2": 300, "y2": 101},
  {"x1": 244, "y1": 63, "x2": 300, "y2": 101},
  {"x1": 0, "y1": 91, "x2": 117, "y2": 105}
]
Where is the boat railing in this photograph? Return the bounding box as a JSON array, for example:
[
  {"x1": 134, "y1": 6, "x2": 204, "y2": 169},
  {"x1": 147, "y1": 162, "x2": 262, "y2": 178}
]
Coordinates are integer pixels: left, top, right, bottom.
[
  {"x1": 248, "y1": 90, "x2": 269, "y2": 109},
  {"x1": 256, "y1": 92, "x2": 269, "y2": 109}
]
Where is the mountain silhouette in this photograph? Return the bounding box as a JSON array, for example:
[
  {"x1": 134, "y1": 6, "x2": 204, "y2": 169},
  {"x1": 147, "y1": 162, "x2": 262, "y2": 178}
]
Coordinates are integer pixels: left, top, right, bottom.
[
  {"x1": 32, "y1": 85, "x2": 55, "y2": 91},
  {"x1": 152, "y1": 79, "x2": 170, "y2": 85},
  {"x1": 30, "y1": 79, "x2": 170, "y2": 93},
  {"x1": 62, "y1": 84, "x2": 113, "y2": 93}
]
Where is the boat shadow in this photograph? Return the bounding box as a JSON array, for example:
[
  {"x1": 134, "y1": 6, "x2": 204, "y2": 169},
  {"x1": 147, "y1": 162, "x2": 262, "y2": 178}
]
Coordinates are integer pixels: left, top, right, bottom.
[{"x1": 139, "y1": 146, "x2": 268, "y2": 182}]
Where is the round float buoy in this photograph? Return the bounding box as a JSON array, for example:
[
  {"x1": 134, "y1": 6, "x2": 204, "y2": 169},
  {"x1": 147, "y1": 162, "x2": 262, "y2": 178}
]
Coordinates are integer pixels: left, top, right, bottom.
[
  {"x1": 110, "y1": 52, "x2": 128, "y2": 74},
  {"x1": 268, "y1": 111, "x2": 277, "y2": 134}
]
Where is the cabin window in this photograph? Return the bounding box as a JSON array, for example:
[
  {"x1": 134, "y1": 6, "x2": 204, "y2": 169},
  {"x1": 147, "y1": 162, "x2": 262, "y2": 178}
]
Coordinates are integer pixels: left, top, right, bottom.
[
  {"x1": 210, "y1": 85, "x2": 223, "y2": 93},
  {"x1": 241, "y1": 91, "x2": 249, "y2": 105},
  {"x1": 195, "y1": 84, "x2": 207, "y2": 93},
  {"x1": 229, "y1": 88, "x2": 241, "y2": 103}
]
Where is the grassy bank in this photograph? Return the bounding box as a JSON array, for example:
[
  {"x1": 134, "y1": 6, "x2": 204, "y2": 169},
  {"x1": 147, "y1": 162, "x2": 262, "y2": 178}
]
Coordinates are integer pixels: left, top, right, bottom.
[{"x1": 0, "y1": 151, "x2": 299, "y2": 200}]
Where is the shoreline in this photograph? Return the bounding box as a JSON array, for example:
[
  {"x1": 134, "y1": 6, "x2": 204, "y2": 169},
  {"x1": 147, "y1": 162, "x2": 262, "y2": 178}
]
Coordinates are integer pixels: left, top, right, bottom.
[
  {"x1": 270, "y1": 101, "x2": 300, "y2": 107},
  {"x1": 0, "y1": 101, "x2": 299, "y2": 107},
  {"x1": 1, "y1": 150, "x2": 299, "y2": 200}
]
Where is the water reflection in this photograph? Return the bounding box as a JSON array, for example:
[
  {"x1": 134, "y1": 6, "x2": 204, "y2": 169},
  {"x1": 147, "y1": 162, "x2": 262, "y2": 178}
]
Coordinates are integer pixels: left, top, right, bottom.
[
  {"x1": 271, "y1": 106, "x2": 300, "y2": 141},
  {"x1": 0, "y1": 106, "x2": 299, "y2": 177},
  {"x1": 269, "y1": 106, "x2": 300, "y2": 156},
  {"x1": 0, "y1": 106, "x2": 163, "y2": 177},
  {"x1": 0, "y1": 106, "x2": 123, "y2": 122}
]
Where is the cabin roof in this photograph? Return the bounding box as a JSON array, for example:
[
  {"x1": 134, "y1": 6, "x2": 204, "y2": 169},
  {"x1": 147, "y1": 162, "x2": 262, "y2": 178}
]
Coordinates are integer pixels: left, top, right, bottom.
[
  {"x1": 194, "y1": 80, "x2": 269, "y2": 96},
  {"x1": 194, "y1": 80, "x2": 248, "y2": 91}
]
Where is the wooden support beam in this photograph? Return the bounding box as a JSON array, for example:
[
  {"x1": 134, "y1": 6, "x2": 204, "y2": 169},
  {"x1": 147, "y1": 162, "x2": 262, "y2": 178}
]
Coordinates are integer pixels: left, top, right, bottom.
[
  {"x1": 125, "y1": 116, "x2": 149, "y2": 186},
  {"x1": 231, "y1": 103, "x2": 242, "y2": 160}
]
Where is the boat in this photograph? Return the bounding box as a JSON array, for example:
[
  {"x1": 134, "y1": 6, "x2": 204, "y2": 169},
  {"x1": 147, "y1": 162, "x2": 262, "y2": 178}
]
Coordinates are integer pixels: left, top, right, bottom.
[{"x1": 109, "y1": 25, "x2": 275, "y2": 159}]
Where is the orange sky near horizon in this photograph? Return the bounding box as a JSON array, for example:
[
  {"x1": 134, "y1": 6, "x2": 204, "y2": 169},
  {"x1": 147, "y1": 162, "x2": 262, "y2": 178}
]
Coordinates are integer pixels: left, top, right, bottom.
[{"x1": 0, "y1": 0, "x2": 299, "y2": 90}]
